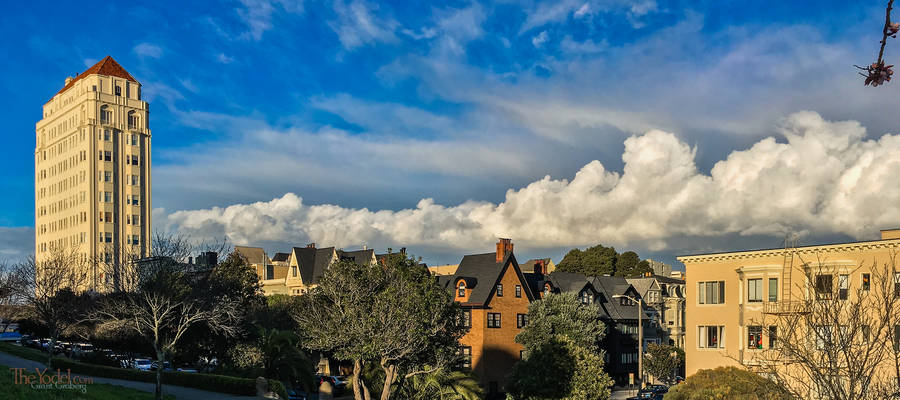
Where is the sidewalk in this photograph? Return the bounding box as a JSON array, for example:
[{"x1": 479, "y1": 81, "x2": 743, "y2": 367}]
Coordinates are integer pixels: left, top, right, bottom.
[{"x1": 0, "y1": 351, "x2": 257, "y2": 400}]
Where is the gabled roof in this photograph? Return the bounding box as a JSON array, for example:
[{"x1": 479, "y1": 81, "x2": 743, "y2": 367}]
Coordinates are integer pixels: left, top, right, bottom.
[
  {"x1": 546, "y1": 271, "x2": 594, "y2": 294},
  {"x1": 593, "y1": 276, "x2": 650, "y2": 321},
  {"x1": 271, "y1": 252, "x2": 291, "y2": 262},
  {"x1": 234, "y1": 246, "x2": 269, "y2": 265},
  {"x1": 446, "y1": 252, "x2": 533, "y2": 306},
  {"x1": 50, "y1": 56, "x2": 137, "y2": 101},
  {"x1": 625, "y1": 278, "x2": 660, "y2": 299}
]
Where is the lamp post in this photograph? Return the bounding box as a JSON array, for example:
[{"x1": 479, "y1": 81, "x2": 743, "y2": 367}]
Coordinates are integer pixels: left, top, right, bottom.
[{"x1": 614, "y1": 294, "x2": 643, "y2": 390}]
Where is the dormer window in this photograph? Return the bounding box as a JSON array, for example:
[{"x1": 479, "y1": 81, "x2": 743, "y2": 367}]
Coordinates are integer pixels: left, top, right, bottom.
[
  {"x1": 458, "y1": 282, "x2": 466, "y2": 297},
  {"x1": 620, "y1": 297, "x2": 633, "y2": 306},
  {"x1": 580, "y1": 291, "x2": 593, "y2": 305}
]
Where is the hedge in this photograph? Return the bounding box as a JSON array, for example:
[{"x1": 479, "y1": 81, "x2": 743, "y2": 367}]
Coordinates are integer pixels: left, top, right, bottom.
[
  {"x1": 0, "y1": 343, "x2": 288, "y2": 399},
  {"x1": 49, "y1": 358, "x2": 287, "y2": 399}
]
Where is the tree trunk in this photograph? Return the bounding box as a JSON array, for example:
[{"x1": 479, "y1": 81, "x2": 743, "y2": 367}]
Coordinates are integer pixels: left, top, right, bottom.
[
  {"x1": 155, "y1": 349, "x2": 164, "y2": 400},
  {"x1": 47, "y1": 334, "x2": 56, "y2": 369},
  {"x1": 379, "y1": 360, "x2": 396, "y2": 400},
  {"x1": 352, "y1": 359, "x2": 368, "y2": 400}
]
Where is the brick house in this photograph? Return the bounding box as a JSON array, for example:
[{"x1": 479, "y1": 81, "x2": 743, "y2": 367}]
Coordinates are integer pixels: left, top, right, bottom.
[{"x1": 437, "y1": 238, "x2": 536, "y2": 397}]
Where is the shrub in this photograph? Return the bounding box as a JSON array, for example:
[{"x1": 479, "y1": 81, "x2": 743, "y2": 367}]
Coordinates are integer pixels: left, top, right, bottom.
[{"x1": 665, "y1": 367, "x2": 792, "y2": 400}]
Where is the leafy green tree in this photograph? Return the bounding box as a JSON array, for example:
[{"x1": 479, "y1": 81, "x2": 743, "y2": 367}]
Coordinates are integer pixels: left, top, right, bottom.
[
  {"x1": 258, "y1": 327, "x2": 316, "y2": 391},
  {"x1": 294, "y1": 255, "x2": 466, "y2": 400},
  {"x1": 557, "y1": 245, "x2": 617, "y2": 276},
  {"x1": 394, "y1": 367, "x2": 483, "y2": 400},
  {"x1": 643, "y1": 343, "x2": 684, "y2": 384},
  {"x1": 508, "y1": 293, "x2": 613, "y2": 399},
  {"x1": 515, "y1": 292, "x2": 605, "y2": 352},
  {"x1": 664, "y1": 367, "x2": 791, "y2": 400},
  {"x1": 557, "y1": 245, "x2": 653, "y2": 277},
  {"x1": 507, "y1": 337, "x2": 612, "y2": 400}
]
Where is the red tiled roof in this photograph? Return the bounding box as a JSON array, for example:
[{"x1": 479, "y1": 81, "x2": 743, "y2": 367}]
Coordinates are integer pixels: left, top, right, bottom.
[{"x1": 48, "y1": 56, "x2": 138, "y2": 103}]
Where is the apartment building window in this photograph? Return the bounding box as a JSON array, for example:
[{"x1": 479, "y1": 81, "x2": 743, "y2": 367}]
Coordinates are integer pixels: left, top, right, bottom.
[
  {"x1": 104, "y1": 192, "x2": 111, "y2": 203},
  {"x1": 105, "y1": 171, "x2": 112, "y2": 182},
  {"x1": 894, "y1": 273, "x2": 900, "y2": 298},
  {"x1": 131, "y1": 134, "x2": 138, "y2": 145},
  {"x1": 496, "y1": 284, "x2": 503, "y2": 297},
  {"x1": 462, "y1": 309, "x2": 471, "y2": 328},
  {"x1": 103, "y1": 129, "x2": 110, "y2": 141},
  {"x1": 747, "y1": 326, "x2": 763, "y2": 349},
  {"x1": 105, "y1": 232, "x2": 112, "y2": 243},
  {"x1": 517, "y1": 313, "x2": 528, "y2": 329},
  {"x1": 132, "y1": 235, "x2": 139, "y2": 246},
  {"x1": 815, "y1": 275, "x2": 833, "y2": 300},
  {"x1": 131, "y1": 175, "x2": 138, "y2": 185},
  {"x1": 839, "y1": 274, "x2": 849, "y2": 300},
  {"x1": 104, "y1": 151, "x2": 111, "y2": 162},
  {"x1": 132, "y1": 195, "x2": 139, "y2": 206},
  {"x1": 487, "y1": 313, "x2": 501, "y2": 328},
  {"x1": 515, "y1": 285, "x2": 522, "y2": 298},
  {"x1": 748, "y1": 279, "x2": 763, "y2": 302},
  {"x1": 895, "y1": 326, "x2": 900, "y2": 351},
  {"x1": 457, "y1": 282, "x2": 466, "y2": 297},
  {"x1": 862, "y1": 273, "x2": 871, "y2": 291},
  {"x1": 768, "y1": 326, "x2": 777, "y2": 348},
  {"x1": 115, "y1": 86, "x2": 121, "y2": 96},
  {"x1": 768, "y1": 278, "x2": 778, "y2": 302},
  {"x1": 698, "y1": 325, "x2": 725, "y2": 348},
  {"x1": 815, "y1": 325, "x2": 833, "y2": 350},
  {"x1": 133, "y1": 215, "x2": 139, "y2": 226},
  {"x1": 99, "y1": 151, "x2": 103, "y2": 160},
  {"x1": 104, "y1": 212, "x2": 111, "y2": 222},
  {"x1": 698, "y1": 281, "x2": 725, "y2": 304},
  {"x1": 457, "y1": 346, "x2": 472, "y2": 370}
]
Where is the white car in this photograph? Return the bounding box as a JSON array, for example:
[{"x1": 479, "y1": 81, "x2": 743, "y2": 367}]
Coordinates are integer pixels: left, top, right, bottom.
[{"x1": 132, "y1": 358, "x2": 153, "y2": 371}]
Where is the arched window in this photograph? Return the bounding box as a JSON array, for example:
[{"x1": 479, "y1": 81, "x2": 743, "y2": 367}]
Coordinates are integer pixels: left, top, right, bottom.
[{"x1": 458, "y1": 282, "x2": 466, "y2": 297}]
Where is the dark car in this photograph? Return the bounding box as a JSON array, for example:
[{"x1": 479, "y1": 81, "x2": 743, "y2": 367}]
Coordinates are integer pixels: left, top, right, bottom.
[
  {"x1": 635, "y1": 392, "x2": 664, "y2": 400},
  {"x1": 641, "y1": 384, "x2": 668, "y2": 394}
]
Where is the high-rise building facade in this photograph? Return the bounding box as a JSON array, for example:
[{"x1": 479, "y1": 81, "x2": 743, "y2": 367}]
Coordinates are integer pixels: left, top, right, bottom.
[{"x1": 34, "y1": 56, "x2": 151, "y2": 290}]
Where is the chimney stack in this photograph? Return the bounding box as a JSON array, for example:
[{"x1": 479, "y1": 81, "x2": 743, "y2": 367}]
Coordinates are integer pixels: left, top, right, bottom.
[
  {"x1": 535, "y1": 259, "x2": 545, "y2": 275},
  {"x1": 496, "y1": 238, "x2": 513, "y2": 263}
]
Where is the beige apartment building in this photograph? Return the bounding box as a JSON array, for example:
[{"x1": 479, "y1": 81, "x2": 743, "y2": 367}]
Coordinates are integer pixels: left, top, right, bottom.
[
  {"x1": 35, "y1": 56, "x2": 151, "y2": 290},
  {"x1": 678, "y1": 229, "x2": 900, "y2": 378}
]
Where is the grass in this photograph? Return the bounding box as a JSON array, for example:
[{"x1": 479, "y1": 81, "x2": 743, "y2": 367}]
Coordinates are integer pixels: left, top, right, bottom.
[
  {"x1": 0, "y1": 342, "x2": 48, "y2": 363},
  {"x1": 0, "y1": 363, "x2": 176, "y2": 400}
]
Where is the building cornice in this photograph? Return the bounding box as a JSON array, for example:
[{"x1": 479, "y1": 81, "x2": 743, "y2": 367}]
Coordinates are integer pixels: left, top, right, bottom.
[{"x1": 677, "y1": 239, "x2": 900, "y2": 264}]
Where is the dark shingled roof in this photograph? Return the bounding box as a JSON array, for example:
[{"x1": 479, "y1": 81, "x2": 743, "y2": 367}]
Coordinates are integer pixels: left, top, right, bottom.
[
  {"x1": 443, "y1": 252, "x2": 533, "y2": 306},
  {"x1": 272, "y1": 252, "x2": 291, "y2": 262},
  {"x1": 593, "y1": 276, "x2": 649, "y2": 321},
  {"x1": 546, "y1": 271, "x2": 594, "y2": 293},
  {"x1": 337, "y1": 249, "x2": 375, "y2": 264}
]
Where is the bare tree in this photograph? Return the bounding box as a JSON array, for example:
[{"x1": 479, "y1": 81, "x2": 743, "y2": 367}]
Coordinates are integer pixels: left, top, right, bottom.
[
  {"x1": 750, "y1": 253, "x2": 900, "y2": 399},
  {"x1": 0, "y1": 260, "x2": 25, "y2": 333},
  {"x1": 94, "y1": 256, "x2": 240, "y2": 400},
  {"x1": 13, "y1": 246, "x2": 91, "y2": 368}
]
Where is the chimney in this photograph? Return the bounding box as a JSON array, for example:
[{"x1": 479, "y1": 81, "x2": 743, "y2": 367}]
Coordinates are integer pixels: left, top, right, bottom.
[
  {"x1": 534, "y1": 259, "x2": 545, "y2": 275},
  {"x1": 496, "y1": 238, "x2": 513, "y2": 263},
  {"x1": 400, "y1": 247, "x2": 406, "y2": 254},
  {"x1": 306, "y1": 243, "x2": 316, "y2": 248}
]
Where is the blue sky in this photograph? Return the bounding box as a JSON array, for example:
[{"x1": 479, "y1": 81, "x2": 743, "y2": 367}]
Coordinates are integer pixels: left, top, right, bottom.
[{"x1": 3, "y1": 0, "x2": 900, "y2": 266}]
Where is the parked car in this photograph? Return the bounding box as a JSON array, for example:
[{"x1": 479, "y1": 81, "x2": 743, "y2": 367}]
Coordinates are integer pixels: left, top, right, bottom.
[
  {"x1": 132, "y1": 358, "x2": 153, "y2": 371},
  {"x1": 73, "y1": 343, "x2": 94, "y2": 356},
  {"x1": 287, "y1": 389, "x2": 309, "y2": 400},
  {"x1": 151, "y1": 361, "x2": 173, "y2": 371},
  {"x1": 331, "y1": 376, "x2": 348, "y2": 389},
  {"x1": 640, "y1": 384, "x2": 668, "y2": 394}
]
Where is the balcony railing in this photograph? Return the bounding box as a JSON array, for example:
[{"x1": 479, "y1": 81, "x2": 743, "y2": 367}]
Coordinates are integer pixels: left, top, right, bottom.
[{"x1": 763, "y1": 301, "x2": 809, "y2": 314}]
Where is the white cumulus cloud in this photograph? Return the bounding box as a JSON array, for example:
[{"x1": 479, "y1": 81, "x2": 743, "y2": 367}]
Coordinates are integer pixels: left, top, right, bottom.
[{"x1": 157, "y1": 112, "x2": 900, "y2": 257}]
